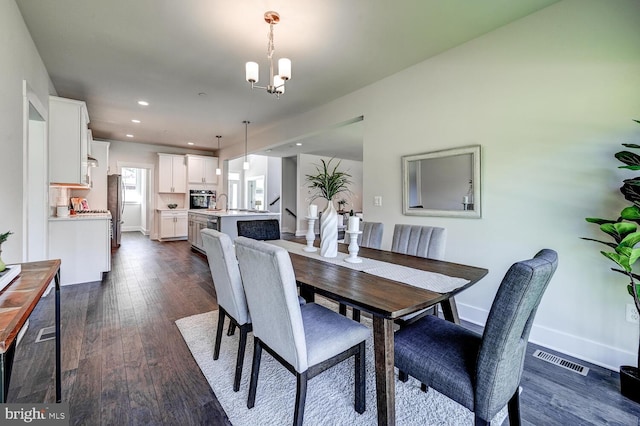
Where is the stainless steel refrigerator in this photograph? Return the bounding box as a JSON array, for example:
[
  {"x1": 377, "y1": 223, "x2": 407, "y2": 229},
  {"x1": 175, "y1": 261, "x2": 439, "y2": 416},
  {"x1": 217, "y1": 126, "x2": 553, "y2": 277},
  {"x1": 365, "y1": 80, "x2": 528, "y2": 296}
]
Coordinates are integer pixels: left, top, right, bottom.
[{"x1": 107, "y1": 174, "x2": 124, "y2": 248}]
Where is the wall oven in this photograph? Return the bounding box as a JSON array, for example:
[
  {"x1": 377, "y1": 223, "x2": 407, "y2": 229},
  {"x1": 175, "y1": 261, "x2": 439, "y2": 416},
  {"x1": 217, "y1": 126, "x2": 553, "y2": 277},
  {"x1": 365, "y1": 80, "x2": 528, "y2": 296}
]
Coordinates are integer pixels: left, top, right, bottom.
[{"x1": 190, "y1": 190, "x2": 216, "y2": 209}]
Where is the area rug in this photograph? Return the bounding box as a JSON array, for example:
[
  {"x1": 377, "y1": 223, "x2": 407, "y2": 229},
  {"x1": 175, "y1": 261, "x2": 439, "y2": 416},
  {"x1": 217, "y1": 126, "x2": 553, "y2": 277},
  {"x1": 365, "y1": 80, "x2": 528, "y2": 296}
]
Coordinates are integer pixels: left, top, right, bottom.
[{"x1": 176, "y1": 309, "x2": 507, "y2": 426}]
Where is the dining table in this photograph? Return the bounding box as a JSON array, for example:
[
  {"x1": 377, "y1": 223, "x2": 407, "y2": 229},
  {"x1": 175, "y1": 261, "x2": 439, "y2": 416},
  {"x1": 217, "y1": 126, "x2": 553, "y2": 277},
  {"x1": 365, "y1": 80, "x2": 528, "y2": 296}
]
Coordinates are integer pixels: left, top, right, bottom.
[
  {"x1": 0, "y1": 260, "x2": 61, "y2": 403},
  {"x1": 277, "y1": 239, "x2": 488, "y2": 426}
]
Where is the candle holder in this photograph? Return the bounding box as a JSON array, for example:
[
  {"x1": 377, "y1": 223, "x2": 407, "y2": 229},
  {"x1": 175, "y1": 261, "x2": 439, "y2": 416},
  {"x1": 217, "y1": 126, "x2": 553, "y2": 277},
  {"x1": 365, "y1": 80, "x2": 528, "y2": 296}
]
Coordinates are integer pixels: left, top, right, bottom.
[
  {"x1": 303, "y1": 216, "x2": 318, "y2": 252},
  {"x1": 344, "y1": 230, "x2": 362, "y2": 263}
]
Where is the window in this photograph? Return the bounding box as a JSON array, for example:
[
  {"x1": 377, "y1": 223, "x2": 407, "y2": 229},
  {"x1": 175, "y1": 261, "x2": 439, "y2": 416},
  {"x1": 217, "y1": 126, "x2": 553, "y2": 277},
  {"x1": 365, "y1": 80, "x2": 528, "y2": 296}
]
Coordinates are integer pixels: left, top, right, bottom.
[{"x1": 122, "y1": 167, "x2": 142, "y2": 204}]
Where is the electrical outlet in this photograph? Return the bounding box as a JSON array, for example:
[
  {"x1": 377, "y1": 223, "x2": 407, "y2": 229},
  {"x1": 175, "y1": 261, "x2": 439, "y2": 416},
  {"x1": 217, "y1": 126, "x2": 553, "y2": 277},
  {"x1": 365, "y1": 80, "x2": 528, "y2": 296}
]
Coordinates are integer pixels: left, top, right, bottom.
[
  {"x1": 626, "y1": 304, "x2": 639, "y2": 324},
  {"x1": 374, "y1": 196, "x2": 382, "y2": 206}
]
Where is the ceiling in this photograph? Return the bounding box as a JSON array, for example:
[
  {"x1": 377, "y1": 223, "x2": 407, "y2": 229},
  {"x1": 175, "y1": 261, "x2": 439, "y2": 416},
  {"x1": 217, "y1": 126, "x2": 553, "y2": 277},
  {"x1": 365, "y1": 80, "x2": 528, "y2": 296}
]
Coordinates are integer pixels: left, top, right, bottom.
[{"x1": 16, "y1": 0, "x2": 559, "y2": 159}]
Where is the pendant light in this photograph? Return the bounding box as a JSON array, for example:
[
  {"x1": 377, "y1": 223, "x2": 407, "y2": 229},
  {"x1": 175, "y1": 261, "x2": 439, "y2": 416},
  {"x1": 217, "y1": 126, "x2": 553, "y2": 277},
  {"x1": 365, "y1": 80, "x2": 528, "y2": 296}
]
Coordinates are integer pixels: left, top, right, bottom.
[
  {"x1": 215, "y1": 135, "x2": 222, "y2": 175},
  {"x1": 243, "y1": 121, "x2": 250, "y2": 170}
]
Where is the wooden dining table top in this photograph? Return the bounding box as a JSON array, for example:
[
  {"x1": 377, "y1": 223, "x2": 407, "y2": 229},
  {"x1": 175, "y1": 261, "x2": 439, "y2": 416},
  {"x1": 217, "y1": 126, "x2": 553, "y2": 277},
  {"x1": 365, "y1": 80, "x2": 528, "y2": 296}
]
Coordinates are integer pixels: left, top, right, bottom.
[
  {"x1": 0, "y1": 259, "x2": 61, "y2": 353},
  {"x1": 287, "y1": 240, "x2": 488, "y2": 319}
]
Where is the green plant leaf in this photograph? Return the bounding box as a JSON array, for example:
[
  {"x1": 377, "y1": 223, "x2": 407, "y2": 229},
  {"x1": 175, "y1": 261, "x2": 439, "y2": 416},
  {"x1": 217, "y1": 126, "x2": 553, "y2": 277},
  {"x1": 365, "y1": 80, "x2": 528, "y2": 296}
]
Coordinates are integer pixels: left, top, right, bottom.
[
  {"x1": 628, "y1": 283, "x2": 640, "y2": 298},
  {"x1": 602, "y1": 251, "x2": 631, "y2": 271},
  {"x1": 620, "y1": 231, "x2": 640, "y2": 248},
  {"x1": 616, "y1": 151, "x2": 640, "y2": 168},
  {"x1": 624, "y1": 143, "x2": 640, "y2": 148},
  {"x1": 586, "y1": 217, "x2": 618, "y2": 225},
  {"x1": 616, "y1": 246, "x2": 640, "y2": 265},
  {"x1": 621, "y1": 206, "x2": 640, "y2": 221},
  {"x1": 621, "y1": 182, "x2": 640, "y2": 205},
  {"x1": 601, "y1": 222, "x2": 637, "y2": 243}
]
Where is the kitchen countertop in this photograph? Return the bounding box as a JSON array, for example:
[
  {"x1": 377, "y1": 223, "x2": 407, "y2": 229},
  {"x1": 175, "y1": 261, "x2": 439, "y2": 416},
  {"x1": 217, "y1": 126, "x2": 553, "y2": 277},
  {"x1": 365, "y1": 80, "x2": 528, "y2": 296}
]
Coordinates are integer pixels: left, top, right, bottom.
[
  {"x1": 49, "y1": 213, "x2": 111, "y2": 221},
  {"x1": 188, "y1": 209, "x2": 280, "y2": 217}
]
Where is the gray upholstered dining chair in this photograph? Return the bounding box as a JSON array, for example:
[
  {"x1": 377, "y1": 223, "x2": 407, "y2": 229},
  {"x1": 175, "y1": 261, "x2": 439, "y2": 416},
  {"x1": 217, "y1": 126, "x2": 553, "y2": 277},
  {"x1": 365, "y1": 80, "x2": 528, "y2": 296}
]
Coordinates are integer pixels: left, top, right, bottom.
[
  {"x1": 391, "y1": 224, "x2": 448, "y2": 324},
  {"x1": 394, "y1": 249, "x2": 558, "y2": 426},
  {"x1": 201, "y1": 228, "x2": 251, "y2": 392},
  {"x1": 236, "y1": 219, "x2": 281, "y2": 240},
  {"x1": 357, "y1": 221, "x2": 384, "y2": 249},
  {"x1": 235, "y1": 237, "x2": 370, "y2": 426}
]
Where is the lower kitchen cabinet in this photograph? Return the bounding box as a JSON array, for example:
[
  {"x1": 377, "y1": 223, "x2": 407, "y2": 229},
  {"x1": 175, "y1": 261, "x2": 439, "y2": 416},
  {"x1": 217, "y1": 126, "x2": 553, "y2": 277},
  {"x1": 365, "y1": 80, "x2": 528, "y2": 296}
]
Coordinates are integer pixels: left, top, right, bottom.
[
  {"x1": 159, "y1": 210, "x2": 188, "y2": 239},
  {"x1": 48, "y1": 216, "x2": 111, "y2": 285},
  {"x1": 188, "y1": 212, "x2": 209, "y2": 252}
]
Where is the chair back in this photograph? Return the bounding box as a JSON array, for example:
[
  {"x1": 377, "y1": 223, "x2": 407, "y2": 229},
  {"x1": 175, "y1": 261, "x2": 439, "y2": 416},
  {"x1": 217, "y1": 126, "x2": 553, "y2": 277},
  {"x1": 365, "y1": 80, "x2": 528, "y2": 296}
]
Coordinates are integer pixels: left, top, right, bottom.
[
  {"x1": 235, "y1": 237, "x2": 308, "y2": 372},
  {"x1": 391, "y1": 224, "x2": 446, "y2": 260},
  {"x1": 201, "y1": 229, "x2": 250, "y2": 325},
  {"x1": 475, "y1": 249, "x2": 558, "y2": 419},
  {"x1": 357, "y1": 221, "x2": 383, "y2": 249},
  {"x1": 237, "y1": 219, "x2": 281, "y2": 240}
]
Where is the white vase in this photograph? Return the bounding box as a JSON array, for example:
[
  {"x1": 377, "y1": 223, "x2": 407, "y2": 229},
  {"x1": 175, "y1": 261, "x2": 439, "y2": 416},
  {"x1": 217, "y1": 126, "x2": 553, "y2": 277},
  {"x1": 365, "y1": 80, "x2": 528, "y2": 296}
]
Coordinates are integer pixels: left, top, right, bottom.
[{"x1": 320, "y1": 201, "x2": 338, "y2": 257}]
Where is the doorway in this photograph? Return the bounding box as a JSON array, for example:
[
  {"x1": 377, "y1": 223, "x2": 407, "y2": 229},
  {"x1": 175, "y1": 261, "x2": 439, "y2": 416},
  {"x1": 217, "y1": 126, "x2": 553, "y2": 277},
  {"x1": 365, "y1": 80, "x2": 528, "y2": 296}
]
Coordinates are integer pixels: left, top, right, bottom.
[{"x1": 118, "y1": 162, "x2": 154, "y2": 237}]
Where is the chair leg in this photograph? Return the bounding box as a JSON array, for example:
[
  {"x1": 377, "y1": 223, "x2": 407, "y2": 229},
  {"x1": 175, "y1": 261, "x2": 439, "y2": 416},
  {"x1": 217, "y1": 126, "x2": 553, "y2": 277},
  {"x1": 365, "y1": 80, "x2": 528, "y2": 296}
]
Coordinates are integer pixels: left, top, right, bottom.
[
  {"x1": 293, "y1": 371, "x2": 308, "y2": 426},
  {"x1": 352, "y1": 308, "x2": 361, "y2": 323},
  {"x1": 213, "y1": 309, "x2": 226, "y2": 360},
  {"x1": 398, "y1": 370, "x2": 409, "y2": 382},
  {"x1": 507, "y1": 388, "x2": 521, "y2": 426},
  {"x1": 247, "y1": 338, "x2": 263, "y2": 409},
  {"x1": 227, "y1": 322, "x2": 236, "y2": 336},
  {"x1": 339, "y1": 303, "x2": 347, "y2": 316},
  {"x1": 354, "y1": 341, "x2": 366, "y2": 413},
  {"x1": 233, "y1": 325, "x2": 249, "y2": 392},
  {"x1": 420, "y1": 383, "x2": 427, "y2": 392}
]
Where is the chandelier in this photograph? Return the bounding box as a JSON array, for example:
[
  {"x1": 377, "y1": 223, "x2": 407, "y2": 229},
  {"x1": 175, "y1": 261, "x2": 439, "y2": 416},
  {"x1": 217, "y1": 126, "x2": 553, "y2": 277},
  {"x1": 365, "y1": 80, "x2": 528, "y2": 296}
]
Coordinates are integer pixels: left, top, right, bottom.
[{"x1": 245, "y1": 11, "x2": 291, "y2": 98}]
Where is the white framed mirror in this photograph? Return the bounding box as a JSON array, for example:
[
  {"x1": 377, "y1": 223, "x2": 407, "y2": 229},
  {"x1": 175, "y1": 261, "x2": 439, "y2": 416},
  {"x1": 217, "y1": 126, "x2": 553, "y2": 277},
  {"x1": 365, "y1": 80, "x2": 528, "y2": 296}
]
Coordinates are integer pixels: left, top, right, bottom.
[{"x1": 402, "y1": 145, "x2": 481, "y2": 218}]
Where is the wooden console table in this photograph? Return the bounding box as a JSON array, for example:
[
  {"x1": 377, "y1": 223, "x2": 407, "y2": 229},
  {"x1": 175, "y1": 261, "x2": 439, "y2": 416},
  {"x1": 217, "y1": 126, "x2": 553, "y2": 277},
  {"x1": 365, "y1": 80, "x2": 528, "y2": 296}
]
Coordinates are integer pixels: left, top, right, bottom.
[{"x1": 0, "y1": 259, "x2": 61, "y2": 402}]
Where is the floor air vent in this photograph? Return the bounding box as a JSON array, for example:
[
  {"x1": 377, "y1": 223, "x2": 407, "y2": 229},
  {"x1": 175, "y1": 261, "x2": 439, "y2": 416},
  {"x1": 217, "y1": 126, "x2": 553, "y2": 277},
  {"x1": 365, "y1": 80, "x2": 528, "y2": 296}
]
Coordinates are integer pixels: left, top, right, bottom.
[
  {"x1": 35, "y1": 326, "x2": 56, "y2": 343},
  {"x1": 532, "y1": 349, "x2": 589, "y2": 376}
]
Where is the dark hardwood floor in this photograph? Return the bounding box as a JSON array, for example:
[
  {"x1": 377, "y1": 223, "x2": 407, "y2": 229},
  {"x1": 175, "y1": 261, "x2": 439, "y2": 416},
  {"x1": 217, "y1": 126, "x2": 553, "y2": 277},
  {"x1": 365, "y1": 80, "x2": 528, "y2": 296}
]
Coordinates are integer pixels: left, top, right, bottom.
[{"x1": 7, "y1": 232, "x2": 640, "y2": 425}]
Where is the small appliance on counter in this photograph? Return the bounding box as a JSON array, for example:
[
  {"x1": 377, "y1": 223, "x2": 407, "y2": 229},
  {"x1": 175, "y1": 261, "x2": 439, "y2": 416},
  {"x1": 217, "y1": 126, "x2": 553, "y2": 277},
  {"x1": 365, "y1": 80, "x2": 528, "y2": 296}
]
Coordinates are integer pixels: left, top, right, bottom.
[
  {"x1": 190, "y1": 190, "x2": 216, "y2": 209},
  {"x1": 56, "y1": 196, "x2": 69, "y2": 217}
]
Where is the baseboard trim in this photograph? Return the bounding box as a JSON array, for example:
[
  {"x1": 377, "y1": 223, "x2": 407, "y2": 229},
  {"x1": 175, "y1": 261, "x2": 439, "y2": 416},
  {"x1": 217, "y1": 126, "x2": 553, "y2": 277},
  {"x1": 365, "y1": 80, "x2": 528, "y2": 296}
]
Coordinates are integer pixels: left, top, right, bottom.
[{"x1": 458, "y1": 302, "x2": 634, "y2": 372}]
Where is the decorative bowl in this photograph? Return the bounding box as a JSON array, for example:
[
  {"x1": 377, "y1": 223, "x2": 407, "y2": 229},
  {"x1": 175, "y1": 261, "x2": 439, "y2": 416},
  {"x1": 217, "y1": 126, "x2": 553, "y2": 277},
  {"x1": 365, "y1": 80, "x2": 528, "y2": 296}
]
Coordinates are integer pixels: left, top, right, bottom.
[{"x1": 167, "y1": 204, "x2": 178, "y2": 209}]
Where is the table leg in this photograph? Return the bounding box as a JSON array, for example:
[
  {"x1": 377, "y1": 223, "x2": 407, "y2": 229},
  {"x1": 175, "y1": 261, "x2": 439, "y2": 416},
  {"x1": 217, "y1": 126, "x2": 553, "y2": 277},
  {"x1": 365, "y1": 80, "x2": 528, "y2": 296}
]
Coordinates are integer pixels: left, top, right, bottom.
[
  {"x1": 372, "y1": 316, "x2": 395, "y2": 426},
  {"x1": 0, "y1": 343, "x2": 16, "y2": 403},
  {"x1": 55, "y1": 269, "x2": 61, "y2": 403},
  {"x1": 298, "y1": 283, "x2": 315, "y2": 303},
  {"x1": 440, "y1": 297, "x2": 460, "y2": 324}
]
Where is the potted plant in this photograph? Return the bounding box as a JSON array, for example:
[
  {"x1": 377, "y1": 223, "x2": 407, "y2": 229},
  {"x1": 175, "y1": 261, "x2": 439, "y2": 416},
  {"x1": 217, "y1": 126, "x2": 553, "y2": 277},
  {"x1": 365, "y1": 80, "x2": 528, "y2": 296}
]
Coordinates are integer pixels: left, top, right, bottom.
[
  {"x1": 0, "y1": 231, "x2": 13, "y2": 272},
  {"x1": 306, "y1": 158, "x2": 352, "y2": 257},
  {"x1": 582, "y1": 120, "x2": 640, "y2": 403}
]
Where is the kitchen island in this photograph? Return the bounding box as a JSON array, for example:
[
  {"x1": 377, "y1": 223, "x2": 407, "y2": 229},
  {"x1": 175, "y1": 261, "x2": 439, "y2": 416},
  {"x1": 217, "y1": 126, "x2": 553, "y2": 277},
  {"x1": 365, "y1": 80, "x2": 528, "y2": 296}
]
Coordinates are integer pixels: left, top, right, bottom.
[{"x1": 188, "y1": 210, "x2": 281, "y2": 252}]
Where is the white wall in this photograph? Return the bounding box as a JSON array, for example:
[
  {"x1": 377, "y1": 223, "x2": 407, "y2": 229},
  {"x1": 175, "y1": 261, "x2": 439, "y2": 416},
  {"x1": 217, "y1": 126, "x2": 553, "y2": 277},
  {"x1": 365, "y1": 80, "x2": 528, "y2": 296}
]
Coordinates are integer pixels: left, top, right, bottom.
[
  {"x1": 0, "y1": 1, "x2": 55, "y2": 264},
  {"x1": 217, "y1": 0, "x2": 640, "y2": 370}
]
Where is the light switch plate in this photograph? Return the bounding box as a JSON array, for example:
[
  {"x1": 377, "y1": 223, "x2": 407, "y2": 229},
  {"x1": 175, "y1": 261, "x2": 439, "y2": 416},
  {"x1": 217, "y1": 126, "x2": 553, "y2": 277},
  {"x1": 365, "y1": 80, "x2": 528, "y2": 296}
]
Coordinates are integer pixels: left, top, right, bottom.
[{"x1": 374, "y1": 196, "x2": 382, "y2": 206}]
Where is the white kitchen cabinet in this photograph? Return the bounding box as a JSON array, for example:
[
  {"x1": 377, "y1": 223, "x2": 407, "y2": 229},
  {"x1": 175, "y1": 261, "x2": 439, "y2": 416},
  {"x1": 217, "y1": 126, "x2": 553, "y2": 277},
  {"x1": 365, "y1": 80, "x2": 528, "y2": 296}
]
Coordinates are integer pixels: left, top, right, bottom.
[
  {"x1": 49, "y1": 96, "x2": 90, "y2": 186},
  {"x1": 159, "y1": 210, "x2": 188, "y2": 239},
  {"x1": 48, "y1": 216, "x2": 111, "y2": 285},
  {"x1": 187, "y1": 155, "x2": 218, "y2": 187},
  {"x1": 188, "y1": 212, "x2": 209, "y2": 252},
  {"x1": 158, "y1": 154, "x2": 187, "y2": 193}
]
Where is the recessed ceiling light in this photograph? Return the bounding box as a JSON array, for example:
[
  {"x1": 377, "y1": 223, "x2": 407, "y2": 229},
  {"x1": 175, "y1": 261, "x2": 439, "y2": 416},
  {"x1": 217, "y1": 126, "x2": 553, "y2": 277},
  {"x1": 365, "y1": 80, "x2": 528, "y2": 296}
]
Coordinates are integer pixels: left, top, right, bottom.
[
  {"x1": 138, "y1": 100, "x2": 149, "y2": 106},
  {"x1": 266, "y1": 149, "x2": 272, "y2": 152},
  {"x1": 131, "y1": 119, "x2": 141, "y2": 123},
  {"x1": 295, "y1": 143, "x2": 302, "y2": 146},
  {"x1": 126, "y1": 134, "x2": 134, "y2": 138},
  {"x1": 187, "y1": 142, "x2": 195, "y2": 145}
]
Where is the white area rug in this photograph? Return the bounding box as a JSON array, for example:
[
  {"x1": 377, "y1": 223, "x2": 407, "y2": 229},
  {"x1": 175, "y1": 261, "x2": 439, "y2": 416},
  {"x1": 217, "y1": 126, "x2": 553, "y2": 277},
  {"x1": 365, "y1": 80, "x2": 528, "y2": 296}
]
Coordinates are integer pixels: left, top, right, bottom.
[{"x1": 176, "y1": 308, "x2": 507, "y2": 425}]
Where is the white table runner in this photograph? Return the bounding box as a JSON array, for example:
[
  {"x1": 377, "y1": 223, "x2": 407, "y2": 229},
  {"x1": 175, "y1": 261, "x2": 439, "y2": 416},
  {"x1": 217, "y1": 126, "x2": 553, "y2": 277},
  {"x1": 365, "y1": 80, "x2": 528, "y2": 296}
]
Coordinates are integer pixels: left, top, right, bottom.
[{"x1": 269, "y1": 240, "x2": 469, "y2": 293}]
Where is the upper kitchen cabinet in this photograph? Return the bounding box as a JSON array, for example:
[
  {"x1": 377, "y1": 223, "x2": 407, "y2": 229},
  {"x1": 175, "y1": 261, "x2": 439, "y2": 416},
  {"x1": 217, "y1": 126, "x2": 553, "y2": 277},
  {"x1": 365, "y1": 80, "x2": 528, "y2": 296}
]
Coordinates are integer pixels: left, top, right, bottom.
[
  {"x1": 49, "y1": 96, "x2": 91, "y2": 186},
  {"x1": 158, "y1": 153, "x2": 187, "y2": 193},
  {"x1": 187, "y1": 155, "x2": 218, "y2": 188}
]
